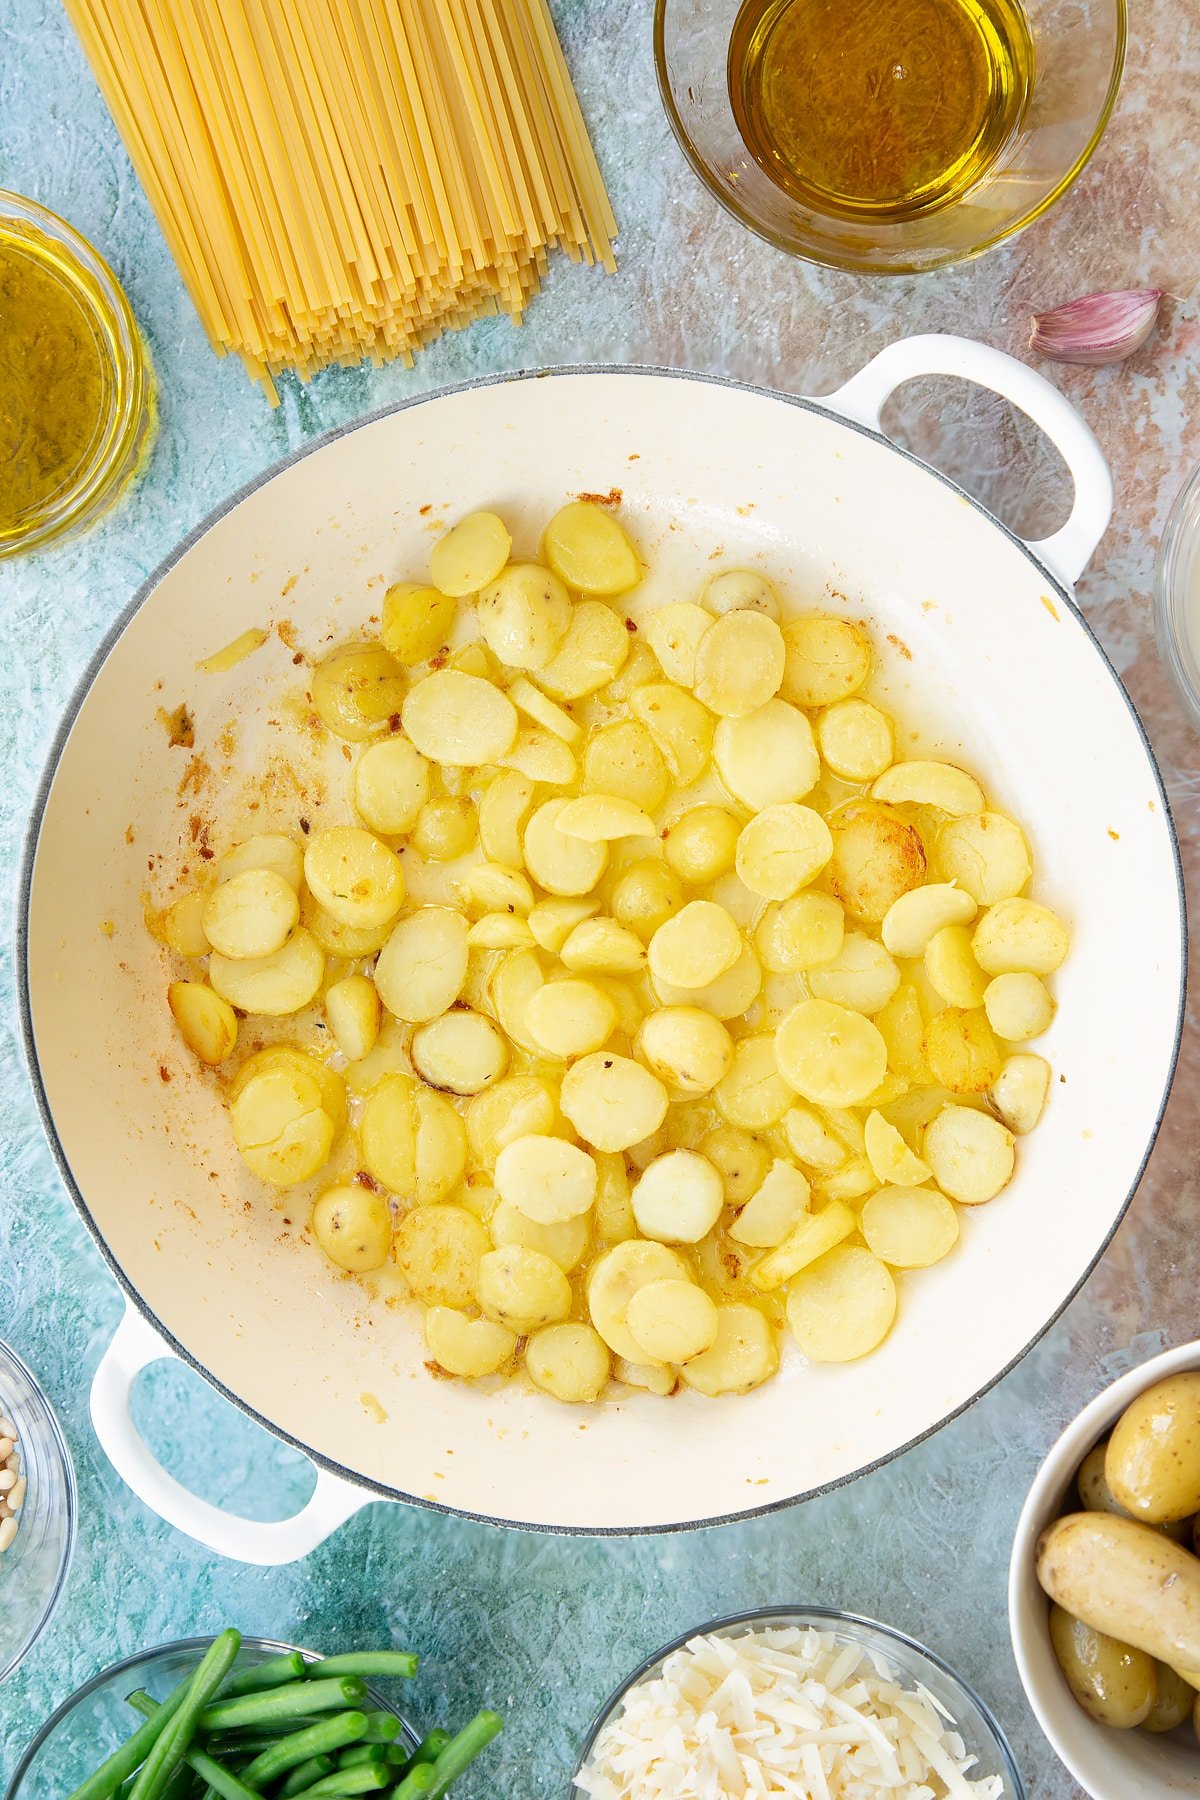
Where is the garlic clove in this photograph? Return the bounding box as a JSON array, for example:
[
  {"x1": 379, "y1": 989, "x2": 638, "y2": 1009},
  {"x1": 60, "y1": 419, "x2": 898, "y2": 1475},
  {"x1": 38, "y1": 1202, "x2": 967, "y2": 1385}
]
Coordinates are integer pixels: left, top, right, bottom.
[{"x1": 1029, "y1": 289, "x2": 1163, "y2": 367}]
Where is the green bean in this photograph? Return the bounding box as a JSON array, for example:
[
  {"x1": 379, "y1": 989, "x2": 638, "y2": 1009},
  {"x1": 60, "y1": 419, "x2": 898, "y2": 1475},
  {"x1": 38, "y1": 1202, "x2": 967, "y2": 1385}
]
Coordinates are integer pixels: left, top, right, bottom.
[
  {"x1": 311, "y1": 1653, "x2": 418, "y2": 1682},
  {"x1": 241, "y1": 1712, "x2": 369, "y2": 1786},
  {"x1": 66, "y1": 1681, "x2": 191, "y2": 1800},
  {"x1": 357, "y1": 1713, "x2": 403, "y2": 1744},
  {"x1": 287, "y1": 1768, "x2": 389, "y2": 1797},
  {"x1": 391, "y1": 1766, "x2": 435, "y2": 1799},
  {"x1": 279, "y1": 1758, "x2": 336, "y2": 1798},
  {"x1": 199, "y1": 1678, "x2": 366, "y2": 1733},
  {"x1": 424, "y1": 1712, "x2": 503, "y2": 1800},
  {"x1": 125, "y1": 1690, "x2": 260, "y2": 1800},
  {"x1": 130, "y1": 1632, "x2": 243, "y2": 1800},
  {"x1": 409, "y1": 1731, "x2": 450, "y2": 1768},
  {"x1": 336, "y1": 1745, "x2": 407, "y2": 1769},
  {"x1": 220, "y1": 1654, "x2": 307, "y2": 1698}
]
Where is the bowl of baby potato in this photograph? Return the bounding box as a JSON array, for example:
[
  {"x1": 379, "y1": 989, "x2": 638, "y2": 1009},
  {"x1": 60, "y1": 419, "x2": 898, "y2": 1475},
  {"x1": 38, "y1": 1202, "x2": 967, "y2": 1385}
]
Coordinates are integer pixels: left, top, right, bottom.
[
  {"x1": 1010, "y1": 1342, "x2": 1200, "y2": 1799},
  {"x1": 18, "y1": 342, "x2": 1186, "y2": 1559}
]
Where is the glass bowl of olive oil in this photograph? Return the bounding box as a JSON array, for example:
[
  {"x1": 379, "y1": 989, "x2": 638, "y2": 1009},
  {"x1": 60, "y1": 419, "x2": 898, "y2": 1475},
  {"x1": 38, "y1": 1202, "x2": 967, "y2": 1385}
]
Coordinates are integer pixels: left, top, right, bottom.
[
  {"x1": 0, "y1": 193, "x2": 154, "y2": 558},
  {"x1": 655, "y1": 0, "x2": 1125, "y2": 273}
]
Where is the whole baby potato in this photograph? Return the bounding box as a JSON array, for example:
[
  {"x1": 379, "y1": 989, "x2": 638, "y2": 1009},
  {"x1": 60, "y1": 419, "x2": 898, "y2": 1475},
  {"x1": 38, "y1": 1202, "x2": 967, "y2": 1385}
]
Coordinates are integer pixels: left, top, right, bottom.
[
  {"x1": 1047, "y1": 1604, "x2": 1157, "y2": 1729},
  {"x1": 1037, "y1": 1513, "x2": 1200, "y2": 1670},
  {"x1": 1077, "y1": 1440, "x2": 1193, "y2": 1544},
  {"x1": 1106, "y1": 1373, "x2": 1200, "y2": 1523},
  {"x1": 1142, "y1": 1662, "x2": 1195, "y2": 1732}
]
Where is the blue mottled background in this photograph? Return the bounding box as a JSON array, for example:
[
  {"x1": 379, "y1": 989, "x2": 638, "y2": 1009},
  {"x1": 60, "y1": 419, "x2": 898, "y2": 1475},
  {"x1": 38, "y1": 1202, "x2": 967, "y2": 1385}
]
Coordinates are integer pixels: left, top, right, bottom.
[{"x1": 2, "y1": 0, "x2": 1200, "y2": 1794}]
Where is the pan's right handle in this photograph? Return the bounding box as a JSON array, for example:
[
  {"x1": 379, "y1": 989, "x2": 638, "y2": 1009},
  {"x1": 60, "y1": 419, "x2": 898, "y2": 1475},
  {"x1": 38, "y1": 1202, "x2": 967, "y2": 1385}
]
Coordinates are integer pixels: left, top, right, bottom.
[
  {"x1": 821, "y1": 333, "x2": 1114, "y2": 588},
  {"x1": 91, "y1": 1302, "x2": 370, "y2": 1565}
]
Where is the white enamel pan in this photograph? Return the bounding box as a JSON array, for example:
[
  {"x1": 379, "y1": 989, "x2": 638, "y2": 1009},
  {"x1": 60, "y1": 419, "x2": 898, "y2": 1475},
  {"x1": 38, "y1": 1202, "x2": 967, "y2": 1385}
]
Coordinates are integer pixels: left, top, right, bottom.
[{"x1": 18, "y1": 335, "x2": 1186, "y2": 1563}]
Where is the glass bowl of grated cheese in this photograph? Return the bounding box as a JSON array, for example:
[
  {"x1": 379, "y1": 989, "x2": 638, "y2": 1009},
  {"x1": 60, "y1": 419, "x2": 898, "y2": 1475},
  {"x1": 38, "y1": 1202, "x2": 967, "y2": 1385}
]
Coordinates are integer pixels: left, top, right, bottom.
[{"x1": 571, "y1": 1607, "x2": 1024, "y2": 1800}]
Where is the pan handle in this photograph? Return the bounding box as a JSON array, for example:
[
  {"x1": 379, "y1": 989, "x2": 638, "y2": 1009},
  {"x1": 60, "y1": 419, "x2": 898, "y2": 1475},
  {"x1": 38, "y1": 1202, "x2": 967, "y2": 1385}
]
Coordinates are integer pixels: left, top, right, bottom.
[
  {"x1": 91, "y1": 1303, "x2": 372, "y2": 1565},
  {"x1": 821, "y1": 333, "x2": 1113, "y2": 588}
]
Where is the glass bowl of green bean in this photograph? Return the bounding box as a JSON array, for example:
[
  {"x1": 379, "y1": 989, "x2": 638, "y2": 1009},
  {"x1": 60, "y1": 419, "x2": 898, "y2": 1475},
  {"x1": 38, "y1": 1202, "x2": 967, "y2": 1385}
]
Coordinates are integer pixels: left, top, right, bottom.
[{"x1": 5, "y1": 1633, "x2": 502, "y2": 1799}]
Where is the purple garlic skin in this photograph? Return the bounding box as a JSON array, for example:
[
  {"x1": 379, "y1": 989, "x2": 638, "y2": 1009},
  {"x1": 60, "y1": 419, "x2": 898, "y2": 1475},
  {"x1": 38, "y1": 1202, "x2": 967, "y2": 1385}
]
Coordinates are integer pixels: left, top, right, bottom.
[{"x1": 1029, "y1": 289, "x2": 1163, "y2": 367}]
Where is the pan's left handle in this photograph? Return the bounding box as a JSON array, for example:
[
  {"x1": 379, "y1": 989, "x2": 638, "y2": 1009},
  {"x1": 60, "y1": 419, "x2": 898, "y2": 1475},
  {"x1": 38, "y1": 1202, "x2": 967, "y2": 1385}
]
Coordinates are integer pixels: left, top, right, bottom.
[{"x1": 91, "y1": 1303, "x2": 371, "y2": 1565}]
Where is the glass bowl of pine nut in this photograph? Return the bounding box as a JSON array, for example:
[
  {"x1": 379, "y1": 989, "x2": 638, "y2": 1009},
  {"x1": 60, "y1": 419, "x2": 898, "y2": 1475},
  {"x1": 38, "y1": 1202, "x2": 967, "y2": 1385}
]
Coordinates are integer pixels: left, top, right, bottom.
[{"x1": 0, "y1": 1338, "x2": 76, "y2": 1684}]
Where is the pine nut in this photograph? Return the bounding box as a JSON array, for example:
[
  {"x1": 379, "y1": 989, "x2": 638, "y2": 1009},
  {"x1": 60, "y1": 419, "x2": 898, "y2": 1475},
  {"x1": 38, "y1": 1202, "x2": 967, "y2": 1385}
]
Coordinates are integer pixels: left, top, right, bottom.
[
  {"x1": 0, "y1": 1418, "x2": 15, "y2": 1439},
  {"x1": 0, "y1": 1438, "x2": 13, "y2": 1461},
  {"x1": 9, "y1": 1477, "x2": 25, "y2": 1511},
  {"x1": 0, "y1": 1516, "x2": 16, "y2": 1552}
]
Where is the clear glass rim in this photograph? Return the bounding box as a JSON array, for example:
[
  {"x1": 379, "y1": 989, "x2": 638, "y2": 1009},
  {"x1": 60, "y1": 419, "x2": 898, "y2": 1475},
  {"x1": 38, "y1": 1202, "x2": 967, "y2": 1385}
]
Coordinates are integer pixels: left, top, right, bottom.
[
  {"x1": 5, "y1": 1635, "x2": 419, "y2": 1796},
  {"x1": 0, "y1": 1337, "x2": 77, "y2": 1687},
  {"x1": 0, "y1": 190, "x2": 154, "y2": 559},
  {"x1": 1153, "y1": 461, "x2": 1200, "y2": 735},
  {"x1": 652, "y1": 0, "x2": 1128, "y2": 275},
  {"x1": 568, "y1": 1604, "x2": 1027, "y2": 1797}
]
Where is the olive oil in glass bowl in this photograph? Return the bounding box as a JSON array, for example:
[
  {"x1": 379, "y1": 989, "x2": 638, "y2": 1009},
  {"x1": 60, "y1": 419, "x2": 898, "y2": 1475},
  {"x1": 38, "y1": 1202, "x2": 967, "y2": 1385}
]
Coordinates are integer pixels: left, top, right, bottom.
[
  {"x1": 655, "y1": 0, "x2": 1125, "y2": 272},
  {"x1": 0, "y1": 194, "x2": 154, "y2": 559}
]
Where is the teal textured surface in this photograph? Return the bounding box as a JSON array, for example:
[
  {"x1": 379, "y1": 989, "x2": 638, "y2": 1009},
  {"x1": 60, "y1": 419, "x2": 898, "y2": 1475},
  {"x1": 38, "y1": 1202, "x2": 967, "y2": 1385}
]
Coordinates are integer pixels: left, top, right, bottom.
[{"x1": 3, "y1": 1, "x2": 1200, "y2": 1796}]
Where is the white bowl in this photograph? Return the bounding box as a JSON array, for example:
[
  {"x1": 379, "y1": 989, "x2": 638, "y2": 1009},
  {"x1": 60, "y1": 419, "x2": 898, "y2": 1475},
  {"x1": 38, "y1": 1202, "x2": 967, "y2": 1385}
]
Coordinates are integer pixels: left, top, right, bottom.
[{"x1": 1008, "y1": 1339, "x2": 1200, "y2": 1799}]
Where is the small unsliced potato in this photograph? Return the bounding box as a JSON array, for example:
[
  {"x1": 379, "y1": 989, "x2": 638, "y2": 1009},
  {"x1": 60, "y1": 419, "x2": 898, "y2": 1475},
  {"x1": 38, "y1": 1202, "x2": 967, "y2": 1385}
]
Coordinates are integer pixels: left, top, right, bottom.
[
  {"x1": 324, "y1": 974, "x2": 381, "y2": 1062},
  {"x1": 816, "y1": 698, "x2": 893, "y2": 782},
  {"x1": 991, "y1": 1053, "x2": 1051, "y2": 1134},
  {"x1": 610, "y1": 859, "x2": 683, "y2": 941},
  {"x1": 693, "y1": 612, "x2": 785, "y2": 717},
  {"x1": 775, "y1": 1000, "x2": 888, "y2": 1108},
  {"x1": 381, "y1": 582, "x2": 457, "y2": 663},
  {"x1": 973, "y1": 898, "x2": 1069, "y2": 976},
  {"x1": 679, "y1": 1302, "x2": 779, "y2": 1396},
  {"x1": 401, "y1": 669, "x2": 518, "y2": 765},
  {"x1": 202, "y1": 869, "x2": 298, "y2": 960},
  {"x1": 561, "y1": 1052, "x2": 669, "y2": 1152},
  {"x1": 924, "y1": 1103, "x2": 1014, "y2": 1204},
  {"x1": 311, "y1": 1184, "x2": 392, "y2": 1273},
  {"x1": 984, "y1": 972, "x2": 1055, "y2": 1041},
  {"x1": 395, "y1": 1204, "x2": 489, "y2": 1307},
  {"x1": 636, "y1": 1006, "x2": 733, "y2": 1095},
  {"x1": 209, "y1": 928, "x2": 325, "y2": 1017},
  {"x1": 311, "y1": 641, "x2": 407, "y2": 741},
  {"x1": 936, "y1": 812, "x2": 1031, "y2": 905},
  {"x1": 494, "y1": 1133, "x2": 597, "y2": 1225},
  {"x1": 713, "y1": 699, "x2": 820, "y2": 811},
  {"x1": 827, "y1": 800, "x2": 926, "y2": 923},
  {"x1": 353, "y1": 736, "x2": 431, "y2": 834},
  {"x1": 627, "y1": 1279, "x2": 719, "y2": 1364},
  {"x1": 859, "y1": 1184, "x2": 958, "y2": 1269},
  {"x1": 1106, "y1": 1375, "x2": 1200, "y2": 1524},
  {"x1": 780, "y1": 615, "x2": 871, "y2": 708},
  {"x1": 644, "y1": 602, "x2": 712, "y2": 686},
  {"x1": 542, "y1": 501, "x2": 640, "y2": 595},
  {"x1": 701, "y1": 567, "x2": 780, "y2": 620},
  {"x1": 786, "y1": 1246, "x2": 896, "y2": 1362},
  {"x1": 1047, "y1": 1604, "x2": 1158, "y2": 1729},
  {"x1": 1036, "y1": 1512, "x2": 1200, "y2": 1672},
  {"x1": 1142, "y1": 1662, "x2": 1194, "y2": 1731},
  {"x1": 755, "y1": 892, "x2": 844, "y2": 974},
  {"x1": 430, "y1": 510, "x2": 512, "y2": 596},
  {"x1": 1076, "y1": 1441, "x2": 1194, "y2": 1544},
  {"x1": 526, "y1": 1322, "x2": 612, "y2": 1403},
  {"x1": 425, "y1": 1306, "x2": 516, "y2": 1378},
  {"x1": 630, "y1": 1149, "x2": 724, "y2": 1244},
  {"x1": 168, "y1": 981, "x2": 238, "y2": 1064},
  {"x1": 922, "y1": 1008, "x2": 1002, "y2": 1094},
  {"x1": 476, "y1": 562, "x2": 572, "y2": 670},
  {"x1": 303, "y1": 827, "x2": 404, "y2": 930}
]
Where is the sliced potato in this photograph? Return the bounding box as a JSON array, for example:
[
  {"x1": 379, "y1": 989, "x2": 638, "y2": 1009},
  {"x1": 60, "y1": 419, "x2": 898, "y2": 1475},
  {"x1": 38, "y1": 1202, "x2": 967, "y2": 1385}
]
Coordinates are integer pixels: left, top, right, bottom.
[
  {"x1": 881, "y1": 883, "x2": 976, "y2": 958},
  {"x1": 495, "y1": 1133, "x2": 597, "y2": 1224},
  {"x1": 864, "y1": 1110, "x2": 931, "y2": 1186},
  {"x1": 786, "y1": 1246, "x2": 896, "y2": 1361},
  {"x1": 936, "y1": 813, "x2": 1031, "y2": 904},
  {"x1": 411, "y1": 796, "x2": 477, "y2": 860},
  {"x1": 701, "y1": 567, "x2": 780, "y2": 620},
  {"x1": 748, "y1": 1198, "x2": 856, "y2": 1290},
  {"x1": 635, "y1": 1006, "x2": 733, "y2": 1095},
  {"x1": 537, "y1": 599, "x2": 630, "y2": 699},
  {"x1": 488, "y1": 1198, "x2": 590, "y2": 1273},
  {"x1": 973, "y1": 898, "x2": 1069, "y2": 975},
  {"x1": 693, "y1": 611, "x2": 785, "y2": 717},
  {"x1": 627, "y1": 1280, "x2": 718, "y2": 1364},
  {"x1": 775, "y1": 1000, "x2": 888, "y2": 1107},
  {"x1": 507, "y1": 675, "x2": 580, "y2": 742},
  {"x1": 650, "y1": 939, "x2": 762, "y2": 1021},
  {"x1": 525, "y1": 978, "x2": 618, "y2": 1058},
  {"x1": 925, "y1": 922, "x2": 989, "y2": 1008},
  {"x1": 324, "y1": 974, "x2": 381, "y2": 1062},
  {"x1": 476, "y1": 562, "x2": 572, "y2": 670},
  {"x1": 304, "y1": 827, "x2": 405, "y2": 930},
  {"x1": 312, "y1": 1184, "x2": 392, "y2": 1273},
  {"x1": 922, "y1": 1008, "x2": 1003, "y2": 1094},
  {"x1": 396, "y1": 1204, "x2": 489, "y2": 1307},
  {"x1": 461, "y1": 862, "x2": 534, "y2": 916},
  {"x1": 827, "y1": 800, "x2": 926, "y2": 923},
  {"x1": 809, "y1": 933, "x2": 900, "y2": 1015},
  {"x1": 860, "y1": 1184, "x2": 958, "y2": 1268},
  {"x1": 425, "y1": 1306, "x2": 516, "y2": 1378},
  {"x1": 648, "y1": 900, "x2": 741, "y2": 990},
  {"x1": 871, "y1": 760, "x2": 984, "y2": 815},
  {"x1": 629, "y1": 683, "x2": 714, "y2": 785},
  {"x1": 374, "y1": 906, "x2": 469, "y2": 1021},
  {"x1": 991, "y1": 1053, "x2": 1051, "y2": 1134},
  {"x1": 353, "y1": 737, "x2": 431, "y2": 835},
  {"x1": 755, "y1": 892, "x2": 844, "y2": 974},
  {"x1": 411, "y1": 1010, "x2": 509, "y2": 1094},
  {"x1": 663, "y1": 806, "x2": 740, "y2": 886},
  {"x1": 558, "y1": 794, "x2": 657, "y2": 841},
  {"x1": 715, "y1": 1032, "x2": 794, "y2": 1129},
  {"x1": 381, "y1": 582, "x2": 457, "y2": 662},
  {"x1": 583, "y1": 718, "x2": 669, "y2": 812},
  {"x1": 466, "y1": 1073, "x2": 559, "y2": 1168},
  {"x1": 610, "y1": 859, "x2": 683, "y2": 940},
  {"x1": 478, "y1": 768, "x2": 535, "y2": 868},
  {"x1": 701, "y1": 1126, "x2": 773, "y2": 1203},
  {"x1": 631, "y1": 1149, "x2": 724, "y2": 1243},
  {"x1": 712, "y1": 699, "x2": 820, "y2": 812},
  {"x1": 209, "y1": 928, "x2": 325, "y2": 1017},
  {"x1": 816, "y1": 699, "x2": 894, "y2": 782},
  {"x1": 780, "y1": 615, "x2": 871, "y2": 708},
  {"x1": 587, "y1": 1238, "x2": 690, "y2": 1360},
  {"x1": 430, "y1": 510, "x2": 511, "y2": 596},
  {"x1": 163, "y1": 888, "x2": 211, "y2": 957},
  {"x1": 925, "y1": 1103, "x2": 1015, "y2": 1204},
  {"x1": 168, "y1": 981, "x2": 238, "y2": 1064},
  {"x1": 729, "y1": 1158, "x2": 810, "y2": 1248},
  {"x1": 542, "y1": 501, "x2": 639, "y2": 595},
  {"x1": 202, "y1": 869, "x2": 298, "y2": 961},
  {"x1": 528, "y1": 895, "x2": 602, "y2": 953},
  {"x1": 524, "y1": 798, "x2": 609, "y2": 896},
  {"x1": 401, "y1": 669, "x2": 518, "y2": 765},
  {"x1": 311, "y1": 642, "x2": 407, "y2": 741},
  {"x1": 679, "y1": 1302, "x2": 778, "y2": 1396},
  {"x1": 219, "y1": 833, "x2": 304, "y2": 892},
  {"x1": 561, "y1": 1051, "x2": 669, "y2": 1152},
  {"x1": 527, "y1": 1322, "x2": 612, "y2": 1403},
  {"x1": 231, "y1": 1061, "x2": 335, "y2": 1186},
  {"x1": 644, "y1": 602, "x2": 712, "y2": 685},
  {"x1": 984, "y1": 972, "x2": 1056, "y2": 1041}
]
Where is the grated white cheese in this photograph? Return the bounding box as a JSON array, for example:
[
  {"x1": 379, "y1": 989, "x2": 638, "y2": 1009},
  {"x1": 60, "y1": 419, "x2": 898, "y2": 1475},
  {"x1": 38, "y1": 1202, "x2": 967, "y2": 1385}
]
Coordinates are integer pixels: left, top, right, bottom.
[{"x1": 575, "y1": 1627, "x2": 1009, "y2": 1800}]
